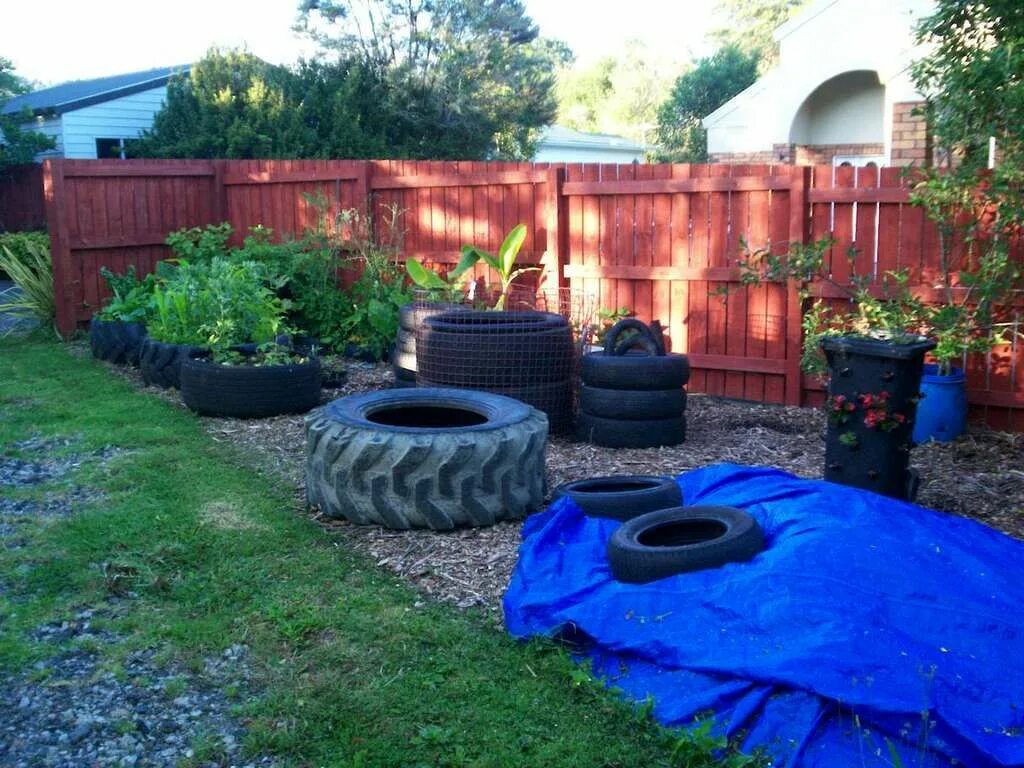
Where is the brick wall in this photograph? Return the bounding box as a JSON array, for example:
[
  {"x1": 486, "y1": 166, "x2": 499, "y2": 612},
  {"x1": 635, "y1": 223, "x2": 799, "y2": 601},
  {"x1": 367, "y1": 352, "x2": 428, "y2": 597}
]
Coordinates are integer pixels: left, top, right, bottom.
[
  {"x1": 712, "y1": 143, "x2": 884, "y2": 165},
  {"x1": 890, "y1": 100, "x2": 931, "y2": 166}
]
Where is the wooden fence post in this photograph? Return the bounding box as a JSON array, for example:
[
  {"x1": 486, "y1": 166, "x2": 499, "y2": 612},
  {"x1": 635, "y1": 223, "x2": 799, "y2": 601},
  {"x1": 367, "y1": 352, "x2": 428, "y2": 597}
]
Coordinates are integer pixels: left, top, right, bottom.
[
  {"x1": 211, "y1": 159, "x2": 228, "y2": 225},
  {"x1": 785, "y1": 165, "x2": 811, "y2": 406},
  {"x1": 41, "y1": 159, "x2": 74, "y2": 338},
  {"x1": 544, "y1": 166, "x2": 569, "y2": 290}
]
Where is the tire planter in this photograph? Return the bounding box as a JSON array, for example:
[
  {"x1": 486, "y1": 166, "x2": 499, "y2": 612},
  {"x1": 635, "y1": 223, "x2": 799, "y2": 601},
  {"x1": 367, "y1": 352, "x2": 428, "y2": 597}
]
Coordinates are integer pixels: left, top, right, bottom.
[
  {"x1": 553, "y1": 475, "x2": 682, "y2": 520},
  {"x1": 180, "y1": 352, "x2": 322, "y2": 418},
  {"x1": 139, "y1": 338, "x2": 205, "y2": 389},
  {"x1": 89, "y1": 317, "x2": 147, "y2": 366},
  {"x1": 603, "y1": 318, "x2": 666, "y2": 356},
  {"x1": 418, "y1": 311, "x2": 575, "y2": 386},
  {"x1": 912, "y1": 364, "x2": 967, "y2": 444},
  {"x1": 607, "y1": 505, "x2": 764, "y2": 583},
  {"x1": 304, "y1": 388, "x2": 548, "y2": 529},
  {"x1": 392, "y1": 302, "x2": 470, "y2": 383},
  {"x1": 416, "y1": 310, "x2": 575, "y2": 433},
  {"x1": 821, "y1": 336, "x2": 935, "y2": 500}
]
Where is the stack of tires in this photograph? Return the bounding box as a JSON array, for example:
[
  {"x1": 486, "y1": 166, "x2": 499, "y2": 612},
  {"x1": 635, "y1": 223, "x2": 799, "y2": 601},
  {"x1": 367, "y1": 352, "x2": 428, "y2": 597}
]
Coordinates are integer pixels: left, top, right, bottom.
[
  {"x1": 417, "y1": 310, "x2": 575, "y2": 433},
  {"x1": 392, "y1": 302, "x2": 467, "y2": 387},
  {"x1": 578, "y1": 319, "x2": 689, "y2": 448}
]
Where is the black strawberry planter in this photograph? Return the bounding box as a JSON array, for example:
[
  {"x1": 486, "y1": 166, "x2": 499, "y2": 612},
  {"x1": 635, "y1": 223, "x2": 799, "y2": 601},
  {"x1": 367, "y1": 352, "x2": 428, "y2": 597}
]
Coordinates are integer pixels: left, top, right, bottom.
[{"x1": 820, "y1": 336, "x2": 935, "y2": 501}]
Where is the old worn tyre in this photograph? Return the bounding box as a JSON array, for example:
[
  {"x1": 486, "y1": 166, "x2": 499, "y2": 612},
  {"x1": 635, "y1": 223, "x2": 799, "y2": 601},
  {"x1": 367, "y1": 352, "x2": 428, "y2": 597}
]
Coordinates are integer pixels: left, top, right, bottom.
[
  {"x1": 418, "y1": 377, "x2": 574, "y2": 434},
  {"x1": 305, "y1": 388, "x2": 548, "y2": 529},
  {"x1": 577, "y1": 412, "x2": 686, "y2": 448},
  {"x1": 580, "y1": 385, "x2": 686, "y2": 420},
  {"x1": 607, "y1": 506, "x2": 764, "y2": 583},
  {"x1": 392, "y1": 377, "x2": 418, "y2": 388},
  {"x1": 581, "y1": 352, "x2": 690, "y2": 390},
  {"x1": 418, "y1": 311, "x2": 574, "y2": 387},
  {"x1": 396, "y1": 328, "x2": 417, "y2": 354},
  {"x1": 89, "y1": 318, "x2": 147, "y2": 366},
  {"x1": 392, "y1": 350, "x2": 418, "y2": 376},
  {"x1": 553, "y1": 475, "x2": 682, "y2": 521},
  {"x1": 139, "y1": 338, "x2": 204, "y2": 389},
  {"x1": 603, "y1": 318, "x2": 665, "y2": 356},
  {"x1": 399, "y1": 302, "x2": 469, "y2": 333},
  {"x1": 181, "y1": 354, "x2": 322, "y2": 418}
]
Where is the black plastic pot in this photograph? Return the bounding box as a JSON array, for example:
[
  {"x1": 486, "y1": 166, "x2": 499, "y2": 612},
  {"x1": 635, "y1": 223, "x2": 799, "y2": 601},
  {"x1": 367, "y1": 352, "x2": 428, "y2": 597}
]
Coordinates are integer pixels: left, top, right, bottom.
[
  {"x1": 821, "y1": 336, "x2": 935, "y2": 500},
  {"x1": 89, "y1": 317, "x2": 147, "y2": 366}
]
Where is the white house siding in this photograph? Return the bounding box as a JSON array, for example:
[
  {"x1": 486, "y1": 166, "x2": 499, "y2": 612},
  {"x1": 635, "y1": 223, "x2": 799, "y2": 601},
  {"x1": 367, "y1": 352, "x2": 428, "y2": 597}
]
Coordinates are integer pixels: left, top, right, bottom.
[
  {"x1": 533, "y1": 145, "x2": 644, "y2": 163},
  {"x1": 703, "y1": 0, "x2": 933, "y2": 163},
  {"x1": 59, "y1": 85, "x2": 168, "y2": 159},
  {"x1": 30, "y1": 116, "x2": 63, "y2": 158}
]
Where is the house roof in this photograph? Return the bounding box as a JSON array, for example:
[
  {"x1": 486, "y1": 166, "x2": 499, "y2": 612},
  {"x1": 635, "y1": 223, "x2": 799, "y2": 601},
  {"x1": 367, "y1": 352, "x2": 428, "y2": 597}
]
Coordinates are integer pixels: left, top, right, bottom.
[
  {"x1": 1, "y1": 65, "x2": 189, "y2": 116},
  {"x1": 538, "y1": 125, "x2": 645, "y2": 152}
]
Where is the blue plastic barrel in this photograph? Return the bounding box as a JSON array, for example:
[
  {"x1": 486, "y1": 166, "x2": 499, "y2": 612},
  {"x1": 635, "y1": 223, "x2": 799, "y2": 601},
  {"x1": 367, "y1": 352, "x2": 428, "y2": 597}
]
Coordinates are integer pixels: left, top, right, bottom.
[{"x1": 912, "y1": 364, "x2": 967, "y2": 443}]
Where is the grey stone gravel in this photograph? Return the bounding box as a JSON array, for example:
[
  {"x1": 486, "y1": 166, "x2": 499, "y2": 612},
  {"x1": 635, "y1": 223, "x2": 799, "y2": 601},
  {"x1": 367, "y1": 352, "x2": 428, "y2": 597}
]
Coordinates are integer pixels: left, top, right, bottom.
[
  {"x1": 0, "y1": 634, "x2": 276, "y2": 768},
  {"x1": 0, "y1": 435, "x2": 278, "y2": 767}
]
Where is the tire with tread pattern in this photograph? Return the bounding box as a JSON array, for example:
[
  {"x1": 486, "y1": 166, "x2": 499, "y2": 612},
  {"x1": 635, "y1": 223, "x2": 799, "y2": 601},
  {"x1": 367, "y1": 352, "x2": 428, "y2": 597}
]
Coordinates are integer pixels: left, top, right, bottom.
[
  {"x1": 607, "y1": 505, "x2": 764, "y2": 583},
  {"x1": 89, "y1": 318, "x2": 147, "y2": 366},
  {"x1": 305, "y1": 388, "x2": 548, "y2": 529},
  {"x1": 139, "y1": 338, "x2": 204, "y2": 389},
  {"x1": 581, "y1": 352, "x2": 690, "y2": 390},
  {"x1": 580, "y1": 385, "x2": 686, "y2": 420},
  {"x1": 577, "y1": 412, "x2": 685, "y2": 448}
]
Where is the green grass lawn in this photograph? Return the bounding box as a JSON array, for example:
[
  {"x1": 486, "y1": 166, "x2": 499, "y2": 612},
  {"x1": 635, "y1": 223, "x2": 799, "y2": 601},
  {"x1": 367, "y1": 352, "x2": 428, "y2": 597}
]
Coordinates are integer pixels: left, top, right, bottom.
[{"x1": 0, "y1": 339, "x2": 749, "y2": 768}]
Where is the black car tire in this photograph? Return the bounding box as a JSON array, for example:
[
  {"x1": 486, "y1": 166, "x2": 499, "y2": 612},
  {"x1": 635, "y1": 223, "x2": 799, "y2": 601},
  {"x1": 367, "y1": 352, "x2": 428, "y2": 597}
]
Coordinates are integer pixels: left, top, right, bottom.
[
  {"x1": 576, "y1": 412, "x2": 686, "y2": 448},
  {"x1": 580, "y1": 385, "x2": 686, "y2": 420},
  {"x1": 553, "y1": 475, "x2": 682, "y2": 521},
  {"x1": 607, "y1": 505, "x2": 764, "y2": 583},
  {"x1": 89, "y1": 318, "x2": 147, "y2": 366},
  {"x1": 139, "y1": 338, "x2": 204, "y2": 389},
  {"x1": 580, "y1": 352, "x2": 690, "y2": 390}
]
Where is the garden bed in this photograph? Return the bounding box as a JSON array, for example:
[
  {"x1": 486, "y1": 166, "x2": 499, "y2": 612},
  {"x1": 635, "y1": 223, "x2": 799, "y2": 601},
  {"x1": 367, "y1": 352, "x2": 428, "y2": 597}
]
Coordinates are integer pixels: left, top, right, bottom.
[{"x1": 87, "y1": 345, "x2": 1024, "y2": 616}]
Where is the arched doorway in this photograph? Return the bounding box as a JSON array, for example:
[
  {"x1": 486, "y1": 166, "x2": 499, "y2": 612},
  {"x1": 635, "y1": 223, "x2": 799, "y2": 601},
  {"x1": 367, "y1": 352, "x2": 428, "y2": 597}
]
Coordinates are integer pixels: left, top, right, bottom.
[{"x1": 789, "y1": 71, "x2": 886, "y2": 165}]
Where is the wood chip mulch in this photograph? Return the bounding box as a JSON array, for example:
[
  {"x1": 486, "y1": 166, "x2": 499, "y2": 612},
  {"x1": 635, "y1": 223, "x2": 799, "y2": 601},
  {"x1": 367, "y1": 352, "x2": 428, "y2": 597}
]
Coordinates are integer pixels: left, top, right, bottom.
[{"x1": 83, "y1": 345, "x2": 1024, "y2": 618}]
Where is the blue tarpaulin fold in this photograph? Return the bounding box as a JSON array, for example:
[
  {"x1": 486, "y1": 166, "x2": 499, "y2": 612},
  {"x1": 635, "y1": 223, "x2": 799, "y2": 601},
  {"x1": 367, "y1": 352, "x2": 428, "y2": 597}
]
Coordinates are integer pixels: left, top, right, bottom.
[{"x1": 503, "y1": 464, "x2": 1024, "y2": 767}]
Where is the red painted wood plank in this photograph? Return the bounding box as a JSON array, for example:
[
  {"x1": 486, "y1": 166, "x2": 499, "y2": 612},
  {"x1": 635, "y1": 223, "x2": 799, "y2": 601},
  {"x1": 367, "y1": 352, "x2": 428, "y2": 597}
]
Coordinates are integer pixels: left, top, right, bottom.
[
  {"x1": 688, "y1": 165, "x2": 711, "y2": 394},
  {"x1": 563, "y1": 176, "x2": 790, "y2": 196},
  {"x1": 614, "y1": 164, "x2": 635, "y2": 316},
  {"x1": 669, "y1": 164, "x2": 691, "y2": 355}
]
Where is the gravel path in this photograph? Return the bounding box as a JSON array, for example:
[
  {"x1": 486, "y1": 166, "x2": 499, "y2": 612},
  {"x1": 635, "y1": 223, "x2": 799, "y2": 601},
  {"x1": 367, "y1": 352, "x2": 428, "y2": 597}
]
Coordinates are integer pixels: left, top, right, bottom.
[{"x1": 0, "y1": 433, "x2": 277, "y2": 768}]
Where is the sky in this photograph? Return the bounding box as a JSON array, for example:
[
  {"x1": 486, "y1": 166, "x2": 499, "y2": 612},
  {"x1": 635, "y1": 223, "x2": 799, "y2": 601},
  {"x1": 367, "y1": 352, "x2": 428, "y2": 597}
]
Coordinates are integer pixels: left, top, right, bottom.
[{"x1": 0, "y1": 0, "x2": 719, "y2": 87}]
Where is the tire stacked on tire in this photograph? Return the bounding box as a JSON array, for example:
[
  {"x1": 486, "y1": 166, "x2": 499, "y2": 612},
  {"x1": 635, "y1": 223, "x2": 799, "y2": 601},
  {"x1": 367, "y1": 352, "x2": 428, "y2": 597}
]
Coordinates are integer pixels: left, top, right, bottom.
[
  {"x1": 393, "y1": 302, "x2": 468, "y2": 388},
  {"x1": 417, "y1": 310, "x2": 575, "y2": 434},
  {"x1": 89, "y1": 317, "x2": 147, "y2": 366},
  {"x1": 578, "y1": 319, "x2": 689, "y2": 448}
]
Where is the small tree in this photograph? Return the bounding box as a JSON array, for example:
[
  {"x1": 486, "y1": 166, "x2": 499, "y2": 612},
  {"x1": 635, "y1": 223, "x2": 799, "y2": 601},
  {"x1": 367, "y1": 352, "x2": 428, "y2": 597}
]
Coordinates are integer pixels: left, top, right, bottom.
[
  {"x1": 652, "y1": 46, "x2": 759, "y2": 162},
  {"x1": 0, "y1": 57, "x2": 55, "y2": 170},
  {"x1": 909, "y1": 0, "x2": 1024, "y2": 373}
]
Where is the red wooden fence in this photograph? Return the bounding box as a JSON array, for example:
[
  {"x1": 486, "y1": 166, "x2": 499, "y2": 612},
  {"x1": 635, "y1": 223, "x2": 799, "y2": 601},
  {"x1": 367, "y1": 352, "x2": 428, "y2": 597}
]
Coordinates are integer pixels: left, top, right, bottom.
[
  {"x1": 40, "y1": 158, "x2": 1024, "y2": 429},
  {"x1": 0, "y1": 164, "x2": 46, "y2": 231}
]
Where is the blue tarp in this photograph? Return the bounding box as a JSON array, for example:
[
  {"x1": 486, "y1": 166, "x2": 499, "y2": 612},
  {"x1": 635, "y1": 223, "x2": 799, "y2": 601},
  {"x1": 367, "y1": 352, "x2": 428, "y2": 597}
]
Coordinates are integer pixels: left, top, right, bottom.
[{"x1": 504, "y1": 464, "x2": 1024, "y2": 767}]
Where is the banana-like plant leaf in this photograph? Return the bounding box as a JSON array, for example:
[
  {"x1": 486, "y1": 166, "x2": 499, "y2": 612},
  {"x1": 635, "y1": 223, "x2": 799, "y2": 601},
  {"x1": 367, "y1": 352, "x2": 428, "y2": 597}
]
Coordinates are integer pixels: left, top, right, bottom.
[
  {"x1": 450, "y1": 247, "x2": 482, "y2": 282},
  {"x1": 406, "y1": 258, "x2": 448, "y2": 289},
  {"x1": 498, "y1": 224, "x2": 527, "y2": 277}
]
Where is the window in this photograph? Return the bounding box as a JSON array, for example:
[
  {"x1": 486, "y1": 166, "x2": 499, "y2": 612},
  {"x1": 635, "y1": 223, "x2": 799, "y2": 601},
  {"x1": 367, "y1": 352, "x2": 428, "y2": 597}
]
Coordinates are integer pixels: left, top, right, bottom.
[
  {"x1": 833, "y1": 154, "x2": 885, "y2": 168},
  {"x1": 95, "y1": 138, "x2": 139, "y2": 159}
]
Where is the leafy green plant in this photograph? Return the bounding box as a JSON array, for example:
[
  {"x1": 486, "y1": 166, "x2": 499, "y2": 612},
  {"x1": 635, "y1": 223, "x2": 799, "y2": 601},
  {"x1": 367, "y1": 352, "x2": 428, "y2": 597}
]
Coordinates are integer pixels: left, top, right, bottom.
[
  {"x1": 209, "y1": 342, "x2": 308, "y2": 367},
  {"x1": 405, "y1": 250, "x2": 479, "y2": 302},
  {"x1": 97, "y1": 266, "x2": 155, "y2": 323},
  {"x1": 460, "y1": 224, "x2": 541, "y2": 309},
  {"x1": 0, "y1": 239, "x2": 56, "y2": 337},
  {"x1": 165, "y1": 223, "x2": 233, "y2": 263},
  {"x1": 669, "y1": 716, "x2": 766, "y2": 767}
]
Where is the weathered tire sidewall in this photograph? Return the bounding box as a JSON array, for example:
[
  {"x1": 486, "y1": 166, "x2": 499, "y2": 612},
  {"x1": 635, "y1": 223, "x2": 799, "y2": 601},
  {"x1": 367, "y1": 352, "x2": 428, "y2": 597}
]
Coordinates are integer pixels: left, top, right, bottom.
[
  {"x1": 417, "y1": 378, "x2": 574, "y2": 434},
  {"x1": 305, "y1": 389, "x2": 548, "y2": 529},
  {"x1": 399, "y1": 302, "x2": 470, "y2": 333},
  {"x1": 580, "y1": 385, "x2": 686, "y2": 420},
  {"x1": 603, "y1": 318, "x2": 664, "y2": 356},
  {"x1": 581, "y1": 353, "x2": 690, "y2": 390},
  {"x1": 89, "y1": 317, "x2": 147, "y2": 366},
  {"x1": 553, "y1": 475, "x2": 682, "y2": 520},
  {"x1": 139, "y1": 338, "x2": 204, "y2": 389},
  {"x1": 577, "y1": 412, "x2": 686, "y2": 448},
  {"x1": 180, "y1": 355, "x2": 322, "y2": 418},
  {"x1": 607, "y1": 505, "x2": 765, "y2": 583}
]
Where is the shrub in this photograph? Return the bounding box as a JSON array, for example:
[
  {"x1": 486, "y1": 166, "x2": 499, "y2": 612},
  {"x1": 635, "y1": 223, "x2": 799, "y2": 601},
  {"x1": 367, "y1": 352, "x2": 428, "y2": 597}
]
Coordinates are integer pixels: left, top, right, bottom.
[
  {"x1": 0, "y1": 235, "x2": 55, "y2": 336},
  {"x1": 97, "y1": 266, "x2": 156, "y2": 323}
]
